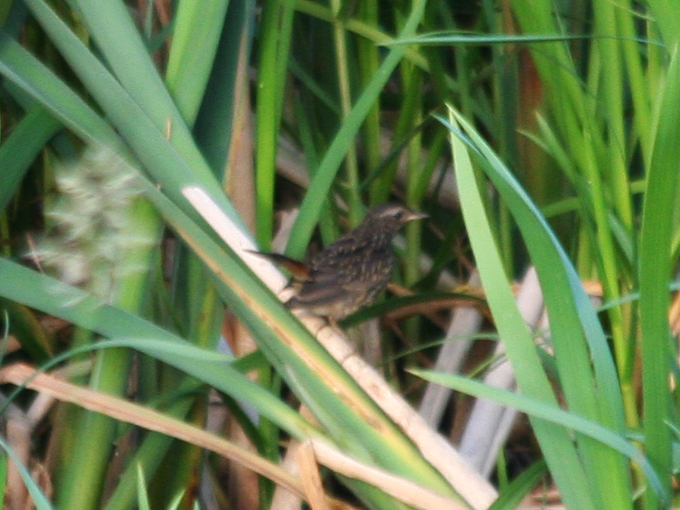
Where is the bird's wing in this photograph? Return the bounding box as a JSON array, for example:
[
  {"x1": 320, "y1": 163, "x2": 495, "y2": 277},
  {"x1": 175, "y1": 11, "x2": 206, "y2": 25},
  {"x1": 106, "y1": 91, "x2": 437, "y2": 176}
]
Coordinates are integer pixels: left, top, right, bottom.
[
  {"x1": 290, "y1": 285, "x2": 351, "y2": 308},
  {"x1": 291, "y1": 266, "x2": 359, "y2": 304}
]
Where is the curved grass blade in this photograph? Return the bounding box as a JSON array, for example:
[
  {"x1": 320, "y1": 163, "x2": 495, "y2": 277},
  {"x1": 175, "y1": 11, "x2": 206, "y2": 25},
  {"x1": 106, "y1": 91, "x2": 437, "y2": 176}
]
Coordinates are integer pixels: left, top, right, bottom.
[
  {"x1": 443, "y1": 106, "x2": 642, "y2": 508},
  {"x1": 638, "y1": 46, "x2": 680, "y2": 509},
  {"x1": 0, "y1": 435, "x2": 52, "y2": 510},
  {"x1": 411, "y1": 368, "x2": 662, "y2": 496}
]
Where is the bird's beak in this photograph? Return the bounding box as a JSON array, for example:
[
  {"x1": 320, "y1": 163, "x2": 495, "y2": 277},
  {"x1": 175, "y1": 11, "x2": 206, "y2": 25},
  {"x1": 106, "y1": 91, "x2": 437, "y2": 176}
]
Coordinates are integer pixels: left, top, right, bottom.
[{"x1": 405, "y1": 210, "x2": 428, "y2": 222}]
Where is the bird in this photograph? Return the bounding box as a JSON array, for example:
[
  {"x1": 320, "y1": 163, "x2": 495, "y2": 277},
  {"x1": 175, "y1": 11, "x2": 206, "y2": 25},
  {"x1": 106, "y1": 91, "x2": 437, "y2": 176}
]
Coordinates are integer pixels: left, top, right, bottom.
[{"x1": 251, "y1": 203, "x2": 427, "y2": 324}]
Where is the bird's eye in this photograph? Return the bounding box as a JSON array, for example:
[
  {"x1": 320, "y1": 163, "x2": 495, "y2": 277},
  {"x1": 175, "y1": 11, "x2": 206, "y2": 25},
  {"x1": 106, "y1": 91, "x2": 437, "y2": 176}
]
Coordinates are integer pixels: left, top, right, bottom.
[{"x1": 394, "y1": 210, "x2": 405, "y2": 220}]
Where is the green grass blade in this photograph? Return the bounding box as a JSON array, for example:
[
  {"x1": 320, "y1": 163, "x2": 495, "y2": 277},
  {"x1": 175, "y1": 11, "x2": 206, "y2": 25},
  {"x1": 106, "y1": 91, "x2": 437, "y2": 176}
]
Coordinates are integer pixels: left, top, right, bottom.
[
  {"x1": 0, "y1": 30, "x2": 117, "y2": 145},
  {"x1": 445, "y1": 109, "x2": 598, "y2": 510},
  {"x1": 0, "y1": 257, "x2": 317, "y2": 439},
  {"x1": 165, "y1": 0, "x2": 230, "y2": 125},
  {"x1": 444, "y1": 104, "x2": 647, "y2": 508},
  {"x1": 454, "y1": 106, "x2": 642, "y2": 508},
  {"x1": 193, "y1": 1, "x2": 254, "y2": 174},
  {"x1": 638, "y1": 46, "x2": 680, "y2": 509},
  {"x1": 12, "y1": 1, "x2": 242, "y2": 227},
  {"x1": 645, "y1": 0, "x2": 680, "y2": 47},
  {"x1": 0, "y1": 451, "x2": 6, "y2": 510},
  {"x1": 0, "y1": 105, "x2": 62, "y2": 211},
  {"x1": 0, "y1": 435, "x2": 53, "y2": 510},
  {"x1": 63, "y1": 0, "x2": 203, "y2": 167},
  {"x1": 255, "y1": 0, "x2": 295, "y2": 246},
  {"x1": 488, "y1": 461, "x2": 547, "y2": 510},
  {"x1": 411, "y1": 368, "x2": 662, "y2": 497},
  {"x1": 136, "y1": 464, "x2": 151, "y2": 510}
]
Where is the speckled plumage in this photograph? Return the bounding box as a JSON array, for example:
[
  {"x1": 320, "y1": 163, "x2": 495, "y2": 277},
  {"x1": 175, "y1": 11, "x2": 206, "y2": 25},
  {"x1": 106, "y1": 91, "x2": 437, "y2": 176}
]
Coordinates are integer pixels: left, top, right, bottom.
[{"x1": 266, "y1": 203, "x2": 426, "y2": 322}]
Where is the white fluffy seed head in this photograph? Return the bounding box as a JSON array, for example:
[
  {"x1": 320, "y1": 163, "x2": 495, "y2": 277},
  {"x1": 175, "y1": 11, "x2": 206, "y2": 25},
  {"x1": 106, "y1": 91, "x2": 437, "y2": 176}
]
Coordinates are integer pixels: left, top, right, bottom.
[{"x1": 37, "y1": 145, "x2": 153, "y2": 303}]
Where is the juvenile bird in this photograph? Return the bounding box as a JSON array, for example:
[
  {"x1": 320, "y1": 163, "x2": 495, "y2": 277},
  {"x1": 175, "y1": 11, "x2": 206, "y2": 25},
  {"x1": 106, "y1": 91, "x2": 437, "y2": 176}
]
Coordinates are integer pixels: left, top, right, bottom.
[{"x1": 254, "y1": 203, "x2": 427, "y2": 323}]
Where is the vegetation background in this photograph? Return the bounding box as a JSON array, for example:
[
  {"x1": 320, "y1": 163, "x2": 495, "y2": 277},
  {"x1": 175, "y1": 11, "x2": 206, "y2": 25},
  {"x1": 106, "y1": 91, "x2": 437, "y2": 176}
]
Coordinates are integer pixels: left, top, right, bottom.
[{"x1": 0, "y1": 0, "x2": 679, "y2": 509}]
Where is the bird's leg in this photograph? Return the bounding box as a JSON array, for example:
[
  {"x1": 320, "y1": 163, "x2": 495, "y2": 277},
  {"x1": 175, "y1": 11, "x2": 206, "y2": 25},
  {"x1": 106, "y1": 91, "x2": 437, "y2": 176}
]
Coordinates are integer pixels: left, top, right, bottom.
[
  {"x1": 303, "y1": 314, "x2": 344, "y2": 337},
  {"x1": 312, "y1": 316, "x2": 337, "y2": 337},
  {"x1": 327, "y1": 317, "x2": 342, "y2": 333},
  {"x1": 288, "y1": 308, "x2": 333, "y2": 337}
]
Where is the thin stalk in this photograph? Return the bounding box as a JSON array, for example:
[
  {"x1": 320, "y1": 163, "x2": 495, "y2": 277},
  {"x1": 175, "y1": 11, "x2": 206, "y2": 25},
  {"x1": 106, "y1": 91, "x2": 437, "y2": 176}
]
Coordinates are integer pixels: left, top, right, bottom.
[
  {"x1": 357, "y1": 0, "x2": 382, "y2": 207},
  {"x1": 255, "y1": 0, "x2": 295, "y2": 247},
  {"x1": 330, "y1": 0, "x2": 362, "y2": 225},
  {"x1": 616, "y1": 0, "x2": 652, "y2": 165},
  {"x1": 593, "y1": 0, "x2": 632, "y2": 231},
  {"x1": 405, "y1": 73, "x2": 423, "y2": 287}
]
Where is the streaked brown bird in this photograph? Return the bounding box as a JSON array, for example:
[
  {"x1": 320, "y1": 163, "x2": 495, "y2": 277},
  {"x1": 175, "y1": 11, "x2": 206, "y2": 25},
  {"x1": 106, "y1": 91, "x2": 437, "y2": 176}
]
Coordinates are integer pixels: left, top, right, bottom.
[{"x1": 253, "y1": 203, "x2": 427, "y2": 323}]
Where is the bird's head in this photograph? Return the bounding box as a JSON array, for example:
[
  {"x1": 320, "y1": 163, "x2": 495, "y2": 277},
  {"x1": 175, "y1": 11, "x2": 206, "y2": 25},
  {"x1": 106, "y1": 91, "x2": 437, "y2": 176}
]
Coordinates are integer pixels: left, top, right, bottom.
[{"x1": 362, "y1": 203, "x2": 428, "y2": 233}]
